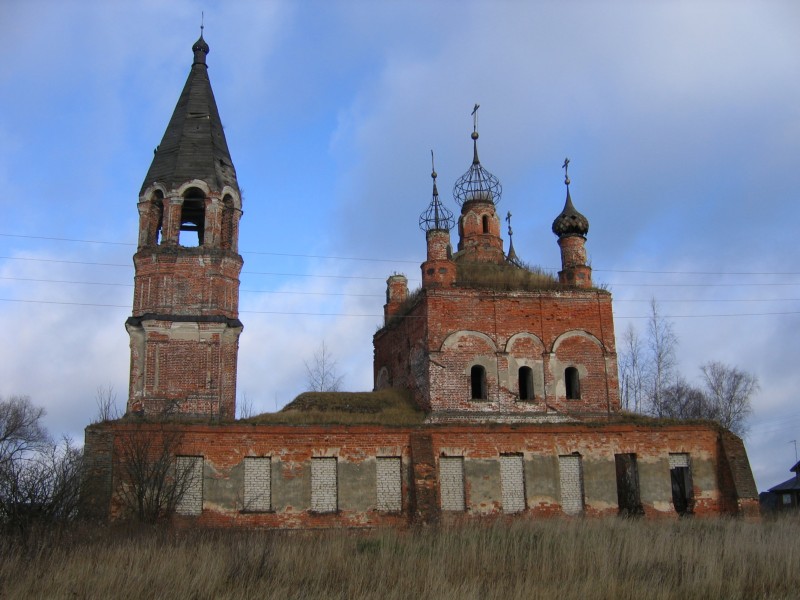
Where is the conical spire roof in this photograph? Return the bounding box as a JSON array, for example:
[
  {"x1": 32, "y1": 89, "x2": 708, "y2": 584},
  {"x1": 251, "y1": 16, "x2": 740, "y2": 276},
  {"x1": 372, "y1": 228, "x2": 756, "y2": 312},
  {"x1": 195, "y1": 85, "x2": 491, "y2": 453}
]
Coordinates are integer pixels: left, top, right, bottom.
[{"x1": 140, "y1": 34, "x2": 238, "y2": 195}]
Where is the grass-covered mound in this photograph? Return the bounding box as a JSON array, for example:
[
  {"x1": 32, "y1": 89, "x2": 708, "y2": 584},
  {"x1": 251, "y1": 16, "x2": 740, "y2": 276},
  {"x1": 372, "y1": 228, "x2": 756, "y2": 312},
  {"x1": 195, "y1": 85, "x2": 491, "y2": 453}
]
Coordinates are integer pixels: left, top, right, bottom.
[{"x1": 242, "y1": 388, "x2": 425, "y2": 426}]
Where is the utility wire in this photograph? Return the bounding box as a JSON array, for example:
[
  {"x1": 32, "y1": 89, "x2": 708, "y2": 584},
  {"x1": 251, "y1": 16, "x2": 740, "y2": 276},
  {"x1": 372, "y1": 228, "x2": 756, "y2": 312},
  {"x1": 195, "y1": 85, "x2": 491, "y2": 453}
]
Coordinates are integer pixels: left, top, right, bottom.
[{"x1": 2, "y1": 232, "x2": 799, "y2": 276}]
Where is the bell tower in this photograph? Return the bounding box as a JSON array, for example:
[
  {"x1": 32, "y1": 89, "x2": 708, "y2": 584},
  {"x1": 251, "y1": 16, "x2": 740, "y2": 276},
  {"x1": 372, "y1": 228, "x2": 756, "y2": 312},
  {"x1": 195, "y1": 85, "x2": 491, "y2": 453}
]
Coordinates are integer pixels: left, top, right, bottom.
[{"x1": 126, "y1": 32, "x2": 243, "y2": 420}]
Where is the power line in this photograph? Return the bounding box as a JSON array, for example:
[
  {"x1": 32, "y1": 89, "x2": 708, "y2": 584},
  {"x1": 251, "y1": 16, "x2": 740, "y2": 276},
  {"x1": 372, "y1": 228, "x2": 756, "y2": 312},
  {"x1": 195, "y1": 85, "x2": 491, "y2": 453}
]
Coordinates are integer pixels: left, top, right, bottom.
[
  {"x1": 0, "y1": 297, "x2": 797, "y2": 320},
  {"x1": 2, "y1": 232, "x2": 799, "y2": 276}
]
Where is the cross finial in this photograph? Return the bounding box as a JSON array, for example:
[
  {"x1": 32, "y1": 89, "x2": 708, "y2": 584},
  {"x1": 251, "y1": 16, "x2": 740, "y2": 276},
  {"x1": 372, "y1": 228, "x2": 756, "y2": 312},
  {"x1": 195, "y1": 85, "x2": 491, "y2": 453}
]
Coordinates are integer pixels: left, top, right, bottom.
[
  {"x1": 431, "y1": 149, "x2": 436, "y2": 179},
  {"x1": 506, "y1": 211, "x2": 513, "y2": 237},
  {"x1": 201, "y1": 11, "x2": 204, "y2": 35},
  {"x1": 562, "y1": 157, "x2": 570, "y2": 186},
  {"x1": 471, "y1": 103, "x2": 480, "y2": 133}
]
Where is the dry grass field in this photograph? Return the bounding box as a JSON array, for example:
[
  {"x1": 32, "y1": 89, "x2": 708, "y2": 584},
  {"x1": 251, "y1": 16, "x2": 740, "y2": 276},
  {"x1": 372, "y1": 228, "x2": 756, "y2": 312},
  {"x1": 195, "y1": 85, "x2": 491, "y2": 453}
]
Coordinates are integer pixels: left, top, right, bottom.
[{"x1": 2, "y1": 516, "x2": 798, "y2": 600}]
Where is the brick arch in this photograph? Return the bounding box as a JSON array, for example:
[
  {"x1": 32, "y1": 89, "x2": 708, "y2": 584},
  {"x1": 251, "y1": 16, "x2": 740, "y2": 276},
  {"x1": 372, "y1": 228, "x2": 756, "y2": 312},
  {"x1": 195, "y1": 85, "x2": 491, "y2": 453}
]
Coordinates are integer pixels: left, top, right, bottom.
[
  {"x1": 439, "y1": 330, "x2": 497, "y2": 353},
  {"x1": 141, "y1": 183, "x2": 169, "y2": 202},
  {"x1": 504, "y1": 332, "x2": 545, "y2": 355},
  {"x1": 220, "y1": 185, "x2": 242, "y2": 210},
  {"x1": 550, "y1": 329, "x2": 606, "y2": 355},
  {"x1": 176, "y1": 179, "x2": 212, "y2": 197}
]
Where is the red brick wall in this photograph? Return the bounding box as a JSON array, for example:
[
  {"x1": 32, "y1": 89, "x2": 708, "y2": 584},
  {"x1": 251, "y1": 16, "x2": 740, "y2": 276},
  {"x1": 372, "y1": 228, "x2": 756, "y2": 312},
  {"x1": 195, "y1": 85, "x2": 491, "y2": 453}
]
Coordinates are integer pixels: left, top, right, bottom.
[
  {"x1": 84, "y1": 421, "x2": 758, "y2": 527},
  {"x1": 374, "y1": 287, "x2": 619, "y2": 416}
]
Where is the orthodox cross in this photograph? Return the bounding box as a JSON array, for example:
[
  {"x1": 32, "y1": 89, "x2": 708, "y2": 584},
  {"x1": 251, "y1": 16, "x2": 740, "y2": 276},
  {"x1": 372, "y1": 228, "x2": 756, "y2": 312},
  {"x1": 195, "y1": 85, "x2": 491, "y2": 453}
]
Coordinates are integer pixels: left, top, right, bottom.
[
  {"x1": 506, "y1": 211, "x2": 513, "y2": 238},
  {"x1": 472, "y1": 103, "x2": 480, "y2": 133},
  {"x1": 562, "y1": 157, "x2": 571, "y2": 185}
]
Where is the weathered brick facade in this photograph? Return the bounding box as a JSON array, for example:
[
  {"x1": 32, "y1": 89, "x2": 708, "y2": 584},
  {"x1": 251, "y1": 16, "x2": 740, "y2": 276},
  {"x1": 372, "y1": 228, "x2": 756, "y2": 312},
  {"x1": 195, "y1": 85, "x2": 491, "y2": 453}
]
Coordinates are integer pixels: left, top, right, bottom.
[
  {"x1": 374, "y1": 141, "x2": 617, "y2": 420},
  {"x1": 83, "y1": 421, "x2": 760, "y2": 526},
  {"x1": 125, "y1": 35, "x2": 243, "y2": 421},
  {"x1": 79, "y1": 35, "x2": 760, "y2": 528}
]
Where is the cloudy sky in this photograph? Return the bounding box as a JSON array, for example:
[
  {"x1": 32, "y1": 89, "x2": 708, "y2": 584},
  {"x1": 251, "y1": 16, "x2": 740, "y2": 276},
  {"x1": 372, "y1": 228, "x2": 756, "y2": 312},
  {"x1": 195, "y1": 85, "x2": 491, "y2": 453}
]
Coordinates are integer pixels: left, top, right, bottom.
[{"x1": 1, "y1": 0, "x2": 798, "y2": 491}]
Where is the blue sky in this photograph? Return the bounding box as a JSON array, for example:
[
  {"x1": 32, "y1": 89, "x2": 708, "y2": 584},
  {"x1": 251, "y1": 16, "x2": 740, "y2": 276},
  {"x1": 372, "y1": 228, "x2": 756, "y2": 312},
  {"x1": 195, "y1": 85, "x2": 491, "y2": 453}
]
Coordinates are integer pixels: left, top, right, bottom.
[{"x1": 1, "y1": 0, "x2": 798, "y2": 491}]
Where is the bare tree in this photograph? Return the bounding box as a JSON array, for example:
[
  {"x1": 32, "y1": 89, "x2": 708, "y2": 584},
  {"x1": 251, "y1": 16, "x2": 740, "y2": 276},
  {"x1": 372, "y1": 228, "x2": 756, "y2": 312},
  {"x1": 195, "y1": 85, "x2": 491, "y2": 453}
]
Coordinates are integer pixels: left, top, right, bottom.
[
  {"x1": 115, "y1": 426, "x2": 198, "y2": 522},
  {"x1": 0, "y1": 397, "x2": 83, "y2": 532},
  {"x1": 0, "y1": 396, "x2": 49, "y2": 467},
  {"x1": 700, "y1": 361, "x2": 758, "y2": 437},
  {"x1": 93, "y1": 385, "x2": 120, "y2": 423},
  {"x1": 237, "y1": 391, "x2": 255, "y2": 419},
  {"x1": 659, "y1": 378, "x2": 708, "y2": 420},
  {"x1": 619, "y1": 324, "x2": 646, "y2": 412},
  {"x1": 304, "y1": 340, "x2": 344, "y2": 392},
  {"x1": 645, "y1": 299, "x2": 678, "y2": 417}
]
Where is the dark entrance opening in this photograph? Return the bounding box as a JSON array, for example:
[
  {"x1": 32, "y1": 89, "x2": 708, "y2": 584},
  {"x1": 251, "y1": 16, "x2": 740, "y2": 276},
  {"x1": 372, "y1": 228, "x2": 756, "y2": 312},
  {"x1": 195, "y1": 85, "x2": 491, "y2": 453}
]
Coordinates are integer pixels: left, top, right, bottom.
[
  {"x1": 670, "y1": 463, "x2": 694, "y2": 516},
  {"x1": 615, "y1": 453, "x2": 644, "y2": 516}
]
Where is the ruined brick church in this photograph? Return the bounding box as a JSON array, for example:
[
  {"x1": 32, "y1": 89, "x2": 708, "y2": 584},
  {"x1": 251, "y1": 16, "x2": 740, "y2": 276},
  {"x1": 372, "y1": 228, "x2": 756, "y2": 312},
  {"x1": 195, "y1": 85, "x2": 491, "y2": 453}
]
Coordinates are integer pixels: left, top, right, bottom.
[{"x1": 81, "y1": 35, "x2": 758, "y2": 525}]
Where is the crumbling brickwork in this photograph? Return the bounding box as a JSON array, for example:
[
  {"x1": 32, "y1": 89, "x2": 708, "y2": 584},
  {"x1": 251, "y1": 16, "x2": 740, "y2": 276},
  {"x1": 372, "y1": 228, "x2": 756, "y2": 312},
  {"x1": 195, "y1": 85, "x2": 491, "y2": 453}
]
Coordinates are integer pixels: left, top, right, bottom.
[{"x1": 82, "y1": 421, "x2": 760, "y2": 527}]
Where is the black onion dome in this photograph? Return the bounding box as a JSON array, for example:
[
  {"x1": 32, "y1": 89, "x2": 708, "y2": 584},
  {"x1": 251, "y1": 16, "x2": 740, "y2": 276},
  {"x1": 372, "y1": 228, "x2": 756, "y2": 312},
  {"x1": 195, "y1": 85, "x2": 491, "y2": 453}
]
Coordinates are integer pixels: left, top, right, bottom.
[
  {"x1": 192, "y1": 34, "x2": 209, "y2": 64},
  {"x1": 552, "y1": 189, "x2": 589, "y2": 237},
  {"x1": 453, "y1": 131, "x2": 502, "y2": 206},
  {"x1": 420, "y1": 167, "x2": 455, "y2": 232}
]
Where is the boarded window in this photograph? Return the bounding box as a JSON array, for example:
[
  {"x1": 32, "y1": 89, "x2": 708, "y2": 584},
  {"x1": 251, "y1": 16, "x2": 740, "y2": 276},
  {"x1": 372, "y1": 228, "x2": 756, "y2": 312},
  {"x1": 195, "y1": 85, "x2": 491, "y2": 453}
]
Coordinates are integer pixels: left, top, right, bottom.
[
  {"x1": 311, "y1": 457, "x2": 338, "y2": 513},
  {"x1": 176, "y1": 456, "x2": 203, "y2": 516},
  {"x1": 565, "y1": 367, "x2": 581, "y2": 400},
  {"x1": 500, "y1": 454, "x2": 526, "y2": 513},
  {"x1": 440, "y1": 456, "x2": 466, "y2": 511},
  {"x1": 471, "y1": 365, "x2": 487, "y2": 400},
  {"x1": 243, "y1": 457, "x2": 271, "y2": 512},
  {"x1": 615, "y1": 453, "x2": 644, "y2": 516},
  {"x1": 518, "y1": 366, "x2": 534, "y2": 400},
  {"x1": 558, "y1": 454, "x2": 584, "y2": 515},
  {"x1": 376, "y1": 457, "x2": 402, "y2": 512},
  {"x1": 669, "y1": 453, "x2": 694, "y2": 515}
]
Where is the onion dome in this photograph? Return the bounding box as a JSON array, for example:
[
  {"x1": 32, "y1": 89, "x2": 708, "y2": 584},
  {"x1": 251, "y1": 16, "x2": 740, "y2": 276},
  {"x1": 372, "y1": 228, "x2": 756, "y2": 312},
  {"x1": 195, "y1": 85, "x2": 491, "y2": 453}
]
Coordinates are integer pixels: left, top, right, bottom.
[
  {"x1": 192, "y1": 33, "x2": 209, "y2": 64},
  {"x1": 420, "y1": 152, "x2": 455, "y2": 231},
  {"x1": 453, "y1": 105, "x2": 502, "y2": 206},
  {"x1": 551, "y1": 158, "x2": 589, "y2": 237}
]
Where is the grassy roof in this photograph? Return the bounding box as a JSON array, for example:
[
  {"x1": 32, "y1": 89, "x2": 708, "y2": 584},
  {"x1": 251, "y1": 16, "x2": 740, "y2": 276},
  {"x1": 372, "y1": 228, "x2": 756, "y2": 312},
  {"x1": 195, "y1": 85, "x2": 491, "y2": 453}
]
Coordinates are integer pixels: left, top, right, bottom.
[
  {"x1": 455, "y1": 261, "x2": 561, "y2": 291},
  {"x1": 242, "y1": 388, "x2": 425, "y2": 426}
]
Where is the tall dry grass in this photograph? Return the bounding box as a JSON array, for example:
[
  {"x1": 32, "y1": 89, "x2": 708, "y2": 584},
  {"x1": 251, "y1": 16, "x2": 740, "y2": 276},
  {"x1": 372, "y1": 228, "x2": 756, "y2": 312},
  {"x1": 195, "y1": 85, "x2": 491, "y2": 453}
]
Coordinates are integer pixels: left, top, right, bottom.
[{"x1": 1, "y1": 516, "x2": 798, "y2": 600}]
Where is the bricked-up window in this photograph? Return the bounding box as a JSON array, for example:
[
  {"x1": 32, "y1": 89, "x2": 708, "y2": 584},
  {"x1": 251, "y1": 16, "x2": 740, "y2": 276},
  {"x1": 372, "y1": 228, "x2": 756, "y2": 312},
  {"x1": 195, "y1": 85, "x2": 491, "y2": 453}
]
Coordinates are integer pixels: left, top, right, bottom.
[
  {"x1": 179, "y1": 188, "x2": 205, "y2": 247},
  {"x1": 243, "y1": 457, "x2": 271, "y2": 512},
  {"x1": 500, "y1": 454, "x2": 526, "y2": 513},
  {"x1": 565, "y1": 367, "x2": 581, "y2": 400},
  {"x1": 669, "y1": 453, "x2": 694, "y2": 515},
  {"x1": 311, "y1": 457, "x2": 338, "y2": 513},
  {"x1": 471, "y1": 365, "x2": 487, "y2": 400},
  {"x1": 221, "y1": 194, "x2": 235, "y2": 251},
  {"x1": 176, "y1": 456, "x2": 203, "y2": 516},
  {"x1": 558, "y1": 454, "x2": 584, "y2": 515},
  {"x1": 615, "y1": 453, "x2": 644, "y2": 516},
  {"x1": 518, "y1": 366, "x2": 534, "y2": 400},
  {"x1": 440, "y1": 456, "x2": 466, "y2": 511},
  {"x1": 376, "y1": 457, "x2": 402, "y2": 512}
]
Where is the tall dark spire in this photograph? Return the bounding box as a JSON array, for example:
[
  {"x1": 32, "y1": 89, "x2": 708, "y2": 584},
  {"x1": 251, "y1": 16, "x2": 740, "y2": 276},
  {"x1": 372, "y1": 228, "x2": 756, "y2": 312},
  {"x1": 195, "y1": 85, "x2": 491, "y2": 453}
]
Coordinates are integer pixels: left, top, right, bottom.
[{"x1": 141, "y1": 34, "x2": 238, "y2": 195}]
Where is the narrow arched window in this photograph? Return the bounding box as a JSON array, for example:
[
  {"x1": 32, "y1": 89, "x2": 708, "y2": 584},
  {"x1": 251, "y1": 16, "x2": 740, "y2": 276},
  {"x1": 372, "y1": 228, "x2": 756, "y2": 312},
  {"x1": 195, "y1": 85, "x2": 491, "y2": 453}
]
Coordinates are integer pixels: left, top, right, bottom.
[
  {"x1": 179, "y1": 188, "x2": 206, "y2": 247},
  {"x1": 471, "y1": 365, "x2": 487, "y2": 400},
  {"x1": 482, "y1": 215, "x2": 489, "y2": 234},
  {"x1": 519, "y1": 366, "x2": 534, "y2": 400},
  {"x1": 565, "y1": 367, "x2": 581, "y2": 400}
]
